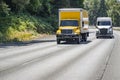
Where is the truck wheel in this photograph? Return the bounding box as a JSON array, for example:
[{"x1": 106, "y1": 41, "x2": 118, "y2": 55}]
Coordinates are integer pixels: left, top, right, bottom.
[
  {"x1": 87, "y1": 32, "x2": 89, "y2": 37},
  {"x1": 84, "y1": 34, "x2": 87, "y2": 41},
  {"x1": 82, "y1": 33, "x2": 87, "y2": 42},
  {"x1": 84, "y1": 37, "x2": 87, "y2": 42},
  {"x1": 76, "y1": 37, "x2": 80, "y2": 44},
  {"x1": 96, "y1": 36, "x2": 99, "y2": 39},
  {"x1": 57, "y1": 39, "x2": 60, "y2": 44},
  {"x1": 110, "y1": 36, "x2": 114, "y2": 39}
]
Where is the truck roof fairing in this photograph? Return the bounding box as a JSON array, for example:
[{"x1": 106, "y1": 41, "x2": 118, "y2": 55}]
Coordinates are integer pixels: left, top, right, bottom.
[
  {"x1": 97, "y1": 17, "x2": 112, "y2": 22},
  {"x1": 59, "y1": 8, "x2": 83, "y2": 12}
]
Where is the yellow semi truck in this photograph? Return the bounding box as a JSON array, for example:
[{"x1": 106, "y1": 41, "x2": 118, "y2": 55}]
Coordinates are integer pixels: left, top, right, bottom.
[{"x1": 56, "y1": 8, "x2": 89, "y2": 44}]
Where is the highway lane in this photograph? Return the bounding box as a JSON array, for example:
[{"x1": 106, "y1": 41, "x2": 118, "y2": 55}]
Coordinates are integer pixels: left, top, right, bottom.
[
  {"x1": 102, "y1": 31, "x2": 120, "y2": 80},
  {"x1": 0, "y1": 29, "x2": 118, "y2": 80}
]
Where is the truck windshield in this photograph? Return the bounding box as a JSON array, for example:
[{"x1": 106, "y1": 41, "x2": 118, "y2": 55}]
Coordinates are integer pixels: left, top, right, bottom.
[
  {"x1": 98, "y1": 21, "x2": 111, "y2": 26},
  {"x1": 60, "y1": 20, "x2": 79, "y2": 26}
]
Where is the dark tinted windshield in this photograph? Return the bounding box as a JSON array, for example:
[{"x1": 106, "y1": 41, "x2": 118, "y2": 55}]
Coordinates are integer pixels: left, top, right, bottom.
[
  {"x1": 98, "y1": 21, "x2": 111, "y2": 26},
  {"x1": 60, "y1": 20, "x2": 79, "y2": 26}
]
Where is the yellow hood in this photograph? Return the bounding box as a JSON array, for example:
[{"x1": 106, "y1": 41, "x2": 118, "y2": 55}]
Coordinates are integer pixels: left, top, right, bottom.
[{"x1": 59, "y1": 26, "x2": 78, "y2": 30}]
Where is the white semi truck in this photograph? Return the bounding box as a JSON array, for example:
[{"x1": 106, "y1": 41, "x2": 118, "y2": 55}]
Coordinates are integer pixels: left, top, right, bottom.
[{"x1": 96, "y1": 17, "x2": 113, "y2": 38}]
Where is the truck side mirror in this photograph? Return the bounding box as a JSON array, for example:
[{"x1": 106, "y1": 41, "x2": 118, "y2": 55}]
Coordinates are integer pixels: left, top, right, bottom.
[
  {"x1": 95, "y1": 25, "x2": 98, "y2": 28},
  {"x1": 95, "y1": 22, "x2": 98, "y2": 29}
]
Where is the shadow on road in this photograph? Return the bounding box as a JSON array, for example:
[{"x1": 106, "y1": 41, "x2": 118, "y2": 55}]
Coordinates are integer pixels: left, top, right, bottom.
[
  {"x1": 59, "y1": 40, "x2": 92, "y2": 45},
  {"x1": 80, "y1": 40, "x2": 92, "y2": 44},
  {"x1": 96, "y1": 37, "x2": 114, "y2": 39},
  {"x1": 0, "y1": 39, "x2": 56, "y2": 48}
]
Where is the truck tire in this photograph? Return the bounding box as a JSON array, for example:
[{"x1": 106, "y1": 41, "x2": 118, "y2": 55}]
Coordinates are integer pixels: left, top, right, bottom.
[
  {"x1": 96, "y1": 36, "x2": 99, "y2": 39},
  {"x1": 110, "y1": 36, "x2": 114, "y2": 39},
  {"x1": 84, "y1": 37, "x2": 87, "y2": 42},
  {"x1": 77, "y1": 39, "x2": 80, "y2": 44},
  {"x1": 76, "y1": 37, "x2": 80, "y2": 44},
  {"x1": 82, "y1": 33, "x2": 87, "y2": 42},
  {"x1": 84, "y1": 34, "x2": 87, "y2": 42},
  {"x1": 57, "y1": 39, "x2": 60, "y2": 44},
  {"x1": 96, "y1": 33, "x2": 99, "y2": 39},
  {"x1": 87, "y1": 32, "x2": 89, "y2": 37}
]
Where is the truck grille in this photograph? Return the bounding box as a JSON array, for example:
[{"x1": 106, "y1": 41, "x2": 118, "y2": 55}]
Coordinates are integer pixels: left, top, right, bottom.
[
  {"x1": 100, "y1": 29, "x2": 108, "y2": 34},
  {"x1": 61, "y1": 29, "x2": 73, "y2": 34}
]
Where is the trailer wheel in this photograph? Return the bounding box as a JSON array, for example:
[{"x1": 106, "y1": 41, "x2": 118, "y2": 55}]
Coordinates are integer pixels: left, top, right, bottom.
[
  {"x1": 82, "y1": 33, "x2": 87, "y2": 42},
  {"x1": 110, "y1": 36, "x2": 114, "y2": 39},
  {"x1": 76, "y1": 38, "x2": 80, "y2": 44},
  {"x1": 84, "y1": 34, "x2": 87, "y2": 42},
  {"x1": 57, "y1": 39, "x2": 60, "y2": 44},
  {"x1": 96, "y1": 36, "x2": 99, "y2": 39},
  {"x1": 77, "y1": 39, "x2": 80, "y2": 44}
]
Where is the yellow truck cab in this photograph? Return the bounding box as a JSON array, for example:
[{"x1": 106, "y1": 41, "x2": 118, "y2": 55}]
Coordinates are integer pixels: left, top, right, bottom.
[{"x1": 56, "y1": 8, "x2": 89, "y2": 44}]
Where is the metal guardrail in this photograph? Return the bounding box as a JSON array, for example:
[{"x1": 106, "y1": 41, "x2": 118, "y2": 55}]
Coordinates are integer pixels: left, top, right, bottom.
[{"x1": 113, "y1": 27, "x2": 120, "y2": 31}]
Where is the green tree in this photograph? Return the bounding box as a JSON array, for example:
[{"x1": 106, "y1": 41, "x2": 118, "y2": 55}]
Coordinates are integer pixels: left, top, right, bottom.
[
  {"x1": 70, "y1": 0, "x2": 84, "y2": 8},
  {"x1": 0, "y1": 1, "x2": 10, "y2": 17},
  {"x1": 84, "y1": 0, "x2": 100, "y2": 25},
  {"x1": 106, "y1": 0, "x2": 120, "y2": 26},
  {"x1": 54, "y1": 0, "x2": 70, "y2": 8},
  {"x1": 11, "y1": 0, "x2": 30, "y2": 12},
  {"x1": 27, "y1": 0, "x2": 42, "y2": 15},
  {"x1": 98, "y1": 0, "x2": 108, "y2": 17}
]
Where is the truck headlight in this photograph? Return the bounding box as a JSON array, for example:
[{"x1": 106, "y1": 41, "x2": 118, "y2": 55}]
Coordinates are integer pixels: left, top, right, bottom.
[
  {"x1": 109, "y1": 28, "x2": 112, "y2": 31},
  {"x1": 56, "y1": 30, "x2": 61, "y2": 34},
  {"x1": 73, "y1": 33, "x2": 78, "y2": 35},
  {"x1": 74, "y1": 30, "x2": 80, "y2": 35}
]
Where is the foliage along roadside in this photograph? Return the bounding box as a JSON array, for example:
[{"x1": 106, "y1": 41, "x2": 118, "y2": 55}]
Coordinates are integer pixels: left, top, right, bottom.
[{"x1": 0, "y1": 13, "x2": 54, "y2": 43}]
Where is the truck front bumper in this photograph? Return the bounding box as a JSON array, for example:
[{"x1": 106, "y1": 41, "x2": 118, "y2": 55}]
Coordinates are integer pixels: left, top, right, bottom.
[
  {"x1": 96, "y1": 31, "x2": 113, "y2": 37},
  {"x1": 56, "y1": 34, "x2": 80, "y2": 40}
]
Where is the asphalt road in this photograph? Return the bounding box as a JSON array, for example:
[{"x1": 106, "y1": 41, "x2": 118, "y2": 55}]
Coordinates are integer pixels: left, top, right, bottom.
[{"x1": 0, "y1": 29, "x2": 120, "y2": 80}]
